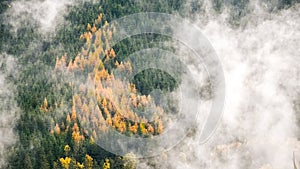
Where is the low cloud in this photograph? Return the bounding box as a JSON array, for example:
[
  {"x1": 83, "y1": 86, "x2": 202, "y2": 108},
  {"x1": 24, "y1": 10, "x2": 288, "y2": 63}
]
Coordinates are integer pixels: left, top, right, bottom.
[
  {"x1": 138, "y1": 1, "x2": 300, "y2": 169},
  {"x1": 0, "y1": 53, "x2": 19, "y2": 168},
  {"x1": 4, "y1": 0, "x2": 78, "y2": 33}
]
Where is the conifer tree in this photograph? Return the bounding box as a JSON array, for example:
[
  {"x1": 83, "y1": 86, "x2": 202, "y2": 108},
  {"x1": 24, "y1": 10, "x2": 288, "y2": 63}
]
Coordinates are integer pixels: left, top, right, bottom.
[{"x1": 24, "y1": 153, "x2": 33, "y2": 169}]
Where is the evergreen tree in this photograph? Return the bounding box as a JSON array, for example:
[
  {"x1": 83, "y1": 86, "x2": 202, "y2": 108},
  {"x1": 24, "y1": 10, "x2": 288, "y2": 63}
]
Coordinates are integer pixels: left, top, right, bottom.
[{"x1": 23, "y1": 153, "x2": 33, "y2": 169}]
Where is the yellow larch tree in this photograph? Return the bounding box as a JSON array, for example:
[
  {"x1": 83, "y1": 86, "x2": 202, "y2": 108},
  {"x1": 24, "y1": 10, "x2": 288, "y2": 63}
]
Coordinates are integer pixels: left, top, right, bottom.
[
  {"x1": 84, "y1": 154, "x2": 93, "y2": 169},
  {"x1": 54, "y1": 123, "x2": 61, "y2": 134}
]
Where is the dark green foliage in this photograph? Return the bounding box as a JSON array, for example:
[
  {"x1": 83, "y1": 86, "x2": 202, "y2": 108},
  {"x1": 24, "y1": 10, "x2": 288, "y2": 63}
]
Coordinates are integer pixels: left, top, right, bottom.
[
  {"x1": 23, "y1": 153, "x2": 33, "y2": 169},
  {"x1": 277, "y1": 0, "x2": 300, "y2": 9},
  {"x1": 36, "y1": 149, "x2": 51, "y2": 169},
  {"x1": 132, "y1": 68, "x2": 178, "y2": 95}
]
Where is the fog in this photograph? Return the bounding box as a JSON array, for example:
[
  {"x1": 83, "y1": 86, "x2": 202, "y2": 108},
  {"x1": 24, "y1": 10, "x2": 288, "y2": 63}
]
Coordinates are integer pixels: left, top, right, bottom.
[
  {"x1": 0, "y1": 54, "x2": 19, "y2": 168},
  {"x1": 0, "y1": 0, "x2": 299, "y2": 168},
  {"x1": 137, "y1": 1, "x2": 300, "y2": 169},
  {"x1": 4, "y1": 0, "x2": 78, "y2": 33}
]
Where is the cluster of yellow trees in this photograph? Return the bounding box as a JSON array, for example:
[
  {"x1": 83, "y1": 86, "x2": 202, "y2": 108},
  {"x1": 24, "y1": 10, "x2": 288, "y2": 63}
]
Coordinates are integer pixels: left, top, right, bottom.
[
  {"x1": 49, "y1": 12, "x2": 165, "y2": 143},
  {"x1": 57, "y1": 145, "x2": 106, "y2": 169},
  {"x1": 42, "y1": 13, "x2": 166, "y2": 168}
]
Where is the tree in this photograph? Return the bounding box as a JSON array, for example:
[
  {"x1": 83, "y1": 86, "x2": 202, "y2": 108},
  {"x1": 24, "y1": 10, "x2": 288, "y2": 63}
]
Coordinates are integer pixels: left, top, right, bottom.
[
  {"x1": 38, "y1": 149, "x2": 51, "y2": 169},
  {"x1": 87, "y1": 23, "x2": 92, "y2": 31},
  {"x1": 66, "y1": 114, "x2": 71, "y2": 124},
  {"x1": 84, "y1": 154, "x2": 93, "y2": 169},
  {"x1": 54, "y1": 123, "x2": 61, "y2": 134},
  {"x1": 64, "y1": 145, "x2": 71, "y2": 156},
  {"x1": 59, "y1": 157, "x2": 71, "y2": 169},
  {"x1": 23, "y1": 153, "x2": 33, "y2": 169},
  {"x1": 103, "y1": 159, "x2": 110, "y2": 169}
]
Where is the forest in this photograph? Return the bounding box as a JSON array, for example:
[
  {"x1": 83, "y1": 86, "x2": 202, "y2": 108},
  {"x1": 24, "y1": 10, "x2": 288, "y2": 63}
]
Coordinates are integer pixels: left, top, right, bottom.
[
  {"x1": 0, "y1": 0, "x2": 185, "y2": 168},
  {"x1": 0, "y1": 0, "x2": 300, "y2": 169}
]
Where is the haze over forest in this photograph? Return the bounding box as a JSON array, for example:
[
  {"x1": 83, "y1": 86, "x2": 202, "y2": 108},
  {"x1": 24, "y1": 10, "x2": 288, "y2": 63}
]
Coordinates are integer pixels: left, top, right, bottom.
[{"x1": 0, "y1": 0, "x2": 299, "y2": 169}]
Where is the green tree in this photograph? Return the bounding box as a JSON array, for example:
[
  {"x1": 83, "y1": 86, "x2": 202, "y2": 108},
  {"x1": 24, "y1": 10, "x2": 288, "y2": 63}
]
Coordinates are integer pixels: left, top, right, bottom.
[
  {"x1": 38, "y1": 149, "x2": 51, "y2": 169},
  {"x1": 24, "y1": 153, "x2": 33, "y2": 169}
]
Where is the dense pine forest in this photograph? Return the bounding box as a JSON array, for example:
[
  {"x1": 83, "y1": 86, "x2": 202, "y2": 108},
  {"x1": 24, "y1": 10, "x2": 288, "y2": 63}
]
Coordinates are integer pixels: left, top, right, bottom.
[{"x1": 0, "y1": 0, "x2": 300, "y2": 169}]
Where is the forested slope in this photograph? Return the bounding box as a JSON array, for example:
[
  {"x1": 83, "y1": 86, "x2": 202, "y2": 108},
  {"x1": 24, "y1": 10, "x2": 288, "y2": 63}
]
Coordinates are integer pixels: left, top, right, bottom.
[{"x1": 0, "y1": 0, "x2": 299, "y2": 168}]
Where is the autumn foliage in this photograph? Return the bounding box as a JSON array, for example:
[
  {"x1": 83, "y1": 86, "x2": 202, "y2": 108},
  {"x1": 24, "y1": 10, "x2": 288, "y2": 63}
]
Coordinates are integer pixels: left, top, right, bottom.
[{"x1": 50, "y1": 13, "x2": 166, "y2": 146}]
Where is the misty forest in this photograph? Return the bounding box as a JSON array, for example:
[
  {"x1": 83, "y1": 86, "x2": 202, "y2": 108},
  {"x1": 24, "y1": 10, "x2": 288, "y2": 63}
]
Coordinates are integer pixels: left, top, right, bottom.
[{"x1": 0, "y1": 0, "x2": 300, "y2": 169}]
